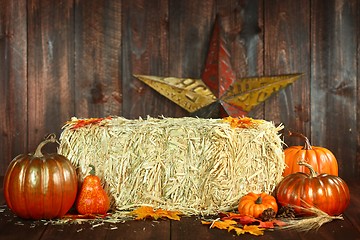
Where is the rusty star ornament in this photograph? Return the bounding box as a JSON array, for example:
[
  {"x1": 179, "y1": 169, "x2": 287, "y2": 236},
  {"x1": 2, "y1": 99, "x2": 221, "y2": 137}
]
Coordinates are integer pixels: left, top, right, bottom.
[{"x1": 134, "y1": 18, "x2": 302, "y2": 118}]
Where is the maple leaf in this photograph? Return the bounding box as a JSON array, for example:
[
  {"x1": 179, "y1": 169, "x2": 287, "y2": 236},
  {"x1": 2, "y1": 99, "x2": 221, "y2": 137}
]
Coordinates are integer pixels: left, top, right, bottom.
[
  {"x1": 219, "y1": 212, "x2": 287, "y2": 229},
  {"x1": 130, "y1": 206, "x2": 181, "y2": 221},
  {"x1": 69, "y1": 116, "x2": 111, "y2": 129},
  {"x1": 220, "y1": 213, "x2": 257, "y2": 225},
  {"x1": 228, "y1": 225, "x2": 246, "y2": 235},
  {"x1": 212, "y1": 219, "x2": 237, "y2": 230},
  {"x1": 222, "y1": 116, "x2": 264, "y2": 129},
  {"x1": 243, "y1": 225, "x2": 265, "y2": 236},
  {"x1": 202, "y1": 219, "x2": 265, "y2": 236}
]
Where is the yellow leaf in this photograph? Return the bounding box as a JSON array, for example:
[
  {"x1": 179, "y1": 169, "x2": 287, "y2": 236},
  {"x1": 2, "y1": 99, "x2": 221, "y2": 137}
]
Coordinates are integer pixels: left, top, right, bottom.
[
  {"x1": 212, "y1": 220, "x2": 237, "y2": 230},
  {"x1": 201, "y1": 219, "x2": 237, "y2": 230},
  {"x1": 243, "y1": 225, "x2": 265, "y2": 236},
  {"x1": 130, "y1": 206, "x2": 181, "y2": 221},
  {"x1": 228, "y1": 225, "x2": 246, "y2": 235}
]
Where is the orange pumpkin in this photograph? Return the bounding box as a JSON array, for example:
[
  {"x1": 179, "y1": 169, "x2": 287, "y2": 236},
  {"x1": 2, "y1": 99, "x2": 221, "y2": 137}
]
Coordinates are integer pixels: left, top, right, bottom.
[
  {"x1": 276, "y1": 161, "x2": 350, "y2": 216},
  {"x1": 238, "y1": 192, "x2": 278, "y2": 218},
  {"x1": 3, "y1": 134, "x2": 78, "y2": 219},
  {"x1": 283, "y1": 131, "x2": 338, "y2": 177}
]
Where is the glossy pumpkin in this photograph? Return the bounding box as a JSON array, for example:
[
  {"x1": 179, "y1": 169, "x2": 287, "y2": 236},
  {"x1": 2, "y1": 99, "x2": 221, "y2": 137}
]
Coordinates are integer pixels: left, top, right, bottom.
[
  {"x1": 3, "y1": 134, "x2": 78, "y2": 219},
  {"x1": 238, "y1": 192, "x2": 278, "y2": 218},
  {"x1": 283, "y1": 131, "x2": 338, "y2": 177},
  {"x1": 276, "y1": 161, "x2": 350, "y2": 216}
]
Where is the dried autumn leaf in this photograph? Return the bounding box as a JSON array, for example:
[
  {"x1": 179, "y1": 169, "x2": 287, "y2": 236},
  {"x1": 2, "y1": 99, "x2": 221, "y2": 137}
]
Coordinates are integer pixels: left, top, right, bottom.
[
  {"x1": 130, "y1": 206, "x2": 181, "y2": 221},
  {"x1": 220, "y1": 212, "x2": 286, "y2": 229},
  {"x1": 221, "y1": 213, "x2": 257, "y2": 225},
  {"x1": 212, "y1": 219, "x2": 238, "y2": 230},
  {"x1": 202, "y1": 219, "x2": 265, "y2": 236},
  {"x1": 228, "y1": 225, "x2": 246, "y2": 235},
  {"x1": 70, "y1": 117, "x2": 111, "y2": 129},
  {"x1": 222, "y1": 116, "x2": 263, "y2": 129},
  {"x1": 243, "y1": 225, "x2": 265, "y2": 236}
]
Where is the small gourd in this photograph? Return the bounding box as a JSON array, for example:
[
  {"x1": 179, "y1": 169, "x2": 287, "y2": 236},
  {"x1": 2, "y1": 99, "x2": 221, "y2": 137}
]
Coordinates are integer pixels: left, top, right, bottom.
[{"x1": 76, "y1": 165, "x2": 110, "y2": 215}]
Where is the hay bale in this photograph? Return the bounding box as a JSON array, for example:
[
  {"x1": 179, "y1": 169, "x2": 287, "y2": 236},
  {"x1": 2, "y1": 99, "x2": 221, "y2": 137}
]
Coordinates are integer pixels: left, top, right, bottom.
[{"x1": 58, "y1": 116, "x2": 285, "y2": 215}]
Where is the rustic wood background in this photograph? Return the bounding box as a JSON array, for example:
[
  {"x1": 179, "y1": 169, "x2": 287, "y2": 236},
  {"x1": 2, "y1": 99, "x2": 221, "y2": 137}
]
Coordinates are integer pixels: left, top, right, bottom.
[{"x1": 0, "y1": 0, "x2": 359, "y2": 180}]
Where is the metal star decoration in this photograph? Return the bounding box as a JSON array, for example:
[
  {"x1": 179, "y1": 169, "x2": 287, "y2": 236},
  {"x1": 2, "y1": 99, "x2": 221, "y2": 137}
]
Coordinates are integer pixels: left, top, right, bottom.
[{"x1": 134, "y1": 17, "x2": 302, "y2": 118}]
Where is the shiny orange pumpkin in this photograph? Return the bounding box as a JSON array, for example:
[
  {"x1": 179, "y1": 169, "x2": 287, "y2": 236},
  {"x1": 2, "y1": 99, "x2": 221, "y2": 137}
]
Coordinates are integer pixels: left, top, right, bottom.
[
  {"x1": 238, "y1": 192, "x2": 278, "y2": 218},
  {"x1": 283, "y1": 131, "x2": 338, "y2": 177},
  {"x1": 3, "y1": 134, "x2": 78, "y2": 219},
  {"x1": 276, "y1": 161, "x2": 350, "y2": 216}
]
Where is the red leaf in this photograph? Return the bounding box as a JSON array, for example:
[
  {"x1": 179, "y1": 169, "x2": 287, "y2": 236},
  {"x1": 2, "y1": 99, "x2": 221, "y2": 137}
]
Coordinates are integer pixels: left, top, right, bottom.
[{"x1": 259, "y1": 221, "x2": 275, "y2": 228}]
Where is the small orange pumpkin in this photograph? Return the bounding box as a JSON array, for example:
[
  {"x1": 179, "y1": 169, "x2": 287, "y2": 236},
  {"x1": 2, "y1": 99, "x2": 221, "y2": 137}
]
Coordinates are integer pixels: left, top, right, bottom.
[
  {"x1": 238, "y1": 192, "x2": 278, "y2": 218},
  {"x1": 283, "y1": 131, "x2": 338, "y2": 177}
]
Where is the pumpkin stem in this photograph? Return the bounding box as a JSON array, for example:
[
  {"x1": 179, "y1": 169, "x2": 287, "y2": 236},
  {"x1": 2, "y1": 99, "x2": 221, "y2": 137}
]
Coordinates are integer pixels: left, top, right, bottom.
[
  {"x1": 298, "y1": 161, "x2": 318, "y2": 177},
  {"x1": 255, "y1": 196, "x2": 263, "y2": 204},
  {"x1": 89, "y1": 164, "x2": 96, "y2": 175},
  {"x1": 33, "y1": 133, "x2": 58, "y2": 157},
  {"x1": 288, "y1": 131, "x2": 312, "y2": 150}
]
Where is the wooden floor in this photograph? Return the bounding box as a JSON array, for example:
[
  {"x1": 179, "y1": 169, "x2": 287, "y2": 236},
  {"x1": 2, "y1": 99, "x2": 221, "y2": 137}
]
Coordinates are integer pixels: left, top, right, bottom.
[{"x1": 1, "y1": 177, "x2": 359, "y2": 240}]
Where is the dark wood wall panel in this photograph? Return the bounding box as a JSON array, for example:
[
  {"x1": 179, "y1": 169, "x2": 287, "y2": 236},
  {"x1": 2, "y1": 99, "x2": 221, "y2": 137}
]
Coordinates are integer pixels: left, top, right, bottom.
[
  {"x1": 122, "y1": 0, "x2": 182, "y2": 118},
  {"x1": 357, "y1": 0, "x2": 360, "y2": 179},
  {"x1": 0, "y1": 1, "x2": 28, "y2": 174},
  {"x1": 0, "y1": 0, "x2": 359, "y2": 180},
  {"x1": 74, "y1": 0, "x2": 122, "y2": 118},
  {"x1": 27, "y1": 0, "x2": 75, "y2": 152},
  {"x1": 311, "y1": 0, "x2": 358, "y2": 179},
  {"x1": 264, "y1": 0, "x2": 311, "y2": 143}
]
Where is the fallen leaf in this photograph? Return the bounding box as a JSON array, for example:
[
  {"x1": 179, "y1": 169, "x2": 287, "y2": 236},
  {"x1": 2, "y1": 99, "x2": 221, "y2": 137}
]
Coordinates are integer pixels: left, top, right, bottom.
[
  {"x1": 228, "y1": 225, "x2": 246, "y2": 235},
  {"x1": 212, "y1": 220, "x2": 238, "y2": 230},
  {"x1": 202, "y1": 219, "x2": 265, "y2": 236},
  {"x1": 243, "y1": 225, "x2": 265, "y2": 236},
  {"x1": 220, "y1": 212, "x2": 287, "y2": 229},
  {"x1": 221, "y1": 213, "x2": 257, "y2": 225},
  {"x1": 130, "y1": 206, "x2": 181, "y2": 221},
  {"x1": 70, "y1": 117, "x2": 111, "y2": 129},
  {"x1": 222, "y1": 116, "x2": 263, "y2": 128}
]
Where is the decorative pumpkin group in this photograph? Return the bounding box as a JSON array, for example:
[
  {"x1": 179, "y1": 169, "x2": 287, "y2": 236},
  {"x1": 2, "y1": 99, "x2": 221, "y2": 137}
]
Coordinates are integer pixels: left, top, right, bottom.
[
  {"x1": 279, "y1": 132, "x2": 350, "y2": 216},
  {"x1": 3, "y1": 135, "x2": 110, "y2": 220},
  {"x1": 238, "y1": 132, "x2": 350, "y2": 219}
]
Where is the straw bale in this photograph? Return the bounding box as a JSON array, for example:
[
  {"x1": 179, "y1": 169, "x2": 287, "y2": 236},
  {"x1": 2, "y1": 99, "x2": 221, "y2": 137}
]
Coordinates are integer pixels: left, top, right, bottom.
[{"x1": 58, "y1": 116, "x2": 285, "y2": 215}]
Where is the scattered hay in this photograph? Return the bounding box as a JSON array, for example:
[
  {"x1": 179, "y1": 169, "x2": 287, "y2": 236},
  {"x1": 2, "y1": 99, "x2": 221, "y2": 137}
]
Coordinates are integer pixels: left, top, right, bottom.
[
  {"x1": 279, "y1": 203, "x2": 344, "y2": 232},
  {"x1": 58, "y1": 116, "x2": 285, "y2": 215}
]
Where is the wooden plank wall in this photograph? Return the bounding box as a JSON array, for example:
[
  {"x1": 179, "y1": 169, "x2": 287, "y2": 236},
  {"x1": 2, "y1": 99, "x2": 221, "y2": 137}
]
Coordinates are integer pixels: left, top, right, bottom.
[{"x1": 0, "y1": 0, "x2": 359, "y2": 180}]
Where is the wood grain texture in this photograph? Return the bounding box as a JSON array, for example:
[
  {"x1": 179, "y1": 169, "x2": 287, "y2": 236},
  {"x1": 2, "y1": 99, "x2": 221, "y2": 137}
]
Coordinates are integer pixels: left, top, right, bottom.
[
  {"x1": 0, "y1": 0, "x2": 28, "y2": 174},
  {"x1": 357, "y1": 0, "x2": 360, "y2": 182},
  {"x1": 310, "y1": 0, "x2": 358, "y2": 180},
  {"x1": 263, "y1": 0, "x2": 310, "y2": 145},
  {"x1": 0, "y1": 0, "x2": 359, "y2": 180},
  {"x1": 167, "y1": 0, "x2": 214, "y2": 117},
  {"x1": 1, "y1": 179, "x2": 360, "y2": 240},
  {"x1": 27, "y1": 0, "x2": 75, "y2": 151},
  {"x1": 121, "y1": 0, "x2": 188, "y2": 118},
  {"x1": 74, "y1": 0, "x2": 122, "y2": 118}
]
